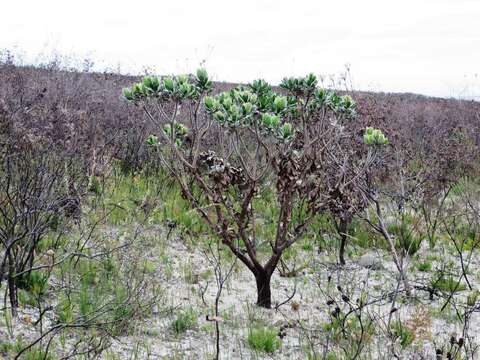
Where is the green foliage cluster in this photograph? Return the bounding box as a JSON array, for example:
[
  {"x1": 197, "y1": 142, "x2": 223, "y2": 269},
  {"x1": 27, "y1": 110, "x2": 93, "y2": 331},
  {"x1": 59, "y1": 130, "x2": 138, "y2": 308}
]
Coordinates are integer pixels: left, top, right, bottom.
[
  {"x1": 124, "y1": 69, "x2": 387, "y2": 148},
  {"x1": 203, "y1": 75, "x2": 359, "y2": 141},
  {"x1": 363, "y1": 126, "x2": 389, "y2": 145},
  {"x1": 123, "y1": 69, "x2": 212, "y2": 102}
]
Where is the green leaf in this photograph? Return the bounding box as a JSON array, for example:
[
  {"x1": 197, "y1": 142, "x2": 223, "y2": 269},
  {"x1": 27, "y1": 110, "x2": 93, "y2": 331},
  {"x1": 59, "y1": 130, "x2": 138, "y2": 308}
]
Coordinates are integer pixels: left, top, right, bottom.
[
  {"x1": 280, "y1": 77, "x2": 303, "y2": 94},
  {"x1": 326, "y1": 92, "x2": 341, "y2": 111},
  {"x1": 145, "y1": 134, "x2": 159, "y2": 146},
  {"x1": 196, "y1": 68, "x2": 212, "y2": 91},
  {"x1": 204, "y1": 96, "x2": 215, "y2": 111},
  {"x1": 249, "y1": 79, "x2": 272, "y2": 96},
  {"x1": 213, "y1": 111, "x2": 226, "y2": 123},
  {"x1": 132, "y1": 83, "x2": 147, "y2": 98},
  {"x1": 122, "y1": 88, "x2": 134, "y2": 101},
  {"x1": 143, "y1": 76, "x2": 160, "y2": 93},
  {"x1": 163, "y1": 123, "x2": 189, "y2": 141},
  {"x1": 273, "y1": 96, "x2": 287, "y2": 114},
  {"x1": 196, "y1": 68, "x2": 208, "y2": 83},
  {"x1": 262, "y1": 113, "x2": 280, "y2": 128},
  {"x1": 340, "y1": 95, "x2": 357, "y2": 118},
  {"x1": 279, "y1": 122, "x2": 294, "y2": 140},
  {"x1": 242, "y1": 102, "x2": 253, "y2": 115},
  {"x1": 222, "y1": 96, "x2": 233, "y2": 110},
  {"x1": 179, "y1": 82, "x2": 195, "y2": 98},
  {"x1": 304, "y1": 73, "x2": 318, "y2": 88},
  {"x1": 177, "y1": 74, "x2": 188, "y2": 84},
  {"x1": 163, "y1": 77, "x2": 174, "y2": 92},
  {"x1": 363, "y1": 127, "x2": 388, "y2": 145}
]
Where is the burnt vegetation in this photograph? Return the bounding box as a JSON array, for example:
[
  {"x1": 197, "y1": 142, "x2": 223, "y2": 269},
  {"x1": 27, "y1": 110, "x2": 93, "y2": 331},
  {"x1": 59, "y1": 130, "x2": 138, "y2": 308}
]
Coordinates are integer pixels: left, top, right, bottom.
[{"x1": 1, "y1": 51, "x2": 480, "y2": 359}]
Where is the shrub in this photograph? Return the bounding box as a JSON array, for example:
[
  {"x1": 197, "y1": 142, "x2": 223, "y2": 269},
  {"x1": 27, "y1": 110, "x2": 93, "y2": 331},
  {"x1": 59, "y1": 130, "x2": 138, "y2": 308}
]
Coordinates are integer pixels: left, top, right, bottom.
[{"x1": 0, "y1": 144, "x2": 82, "y2": 315}]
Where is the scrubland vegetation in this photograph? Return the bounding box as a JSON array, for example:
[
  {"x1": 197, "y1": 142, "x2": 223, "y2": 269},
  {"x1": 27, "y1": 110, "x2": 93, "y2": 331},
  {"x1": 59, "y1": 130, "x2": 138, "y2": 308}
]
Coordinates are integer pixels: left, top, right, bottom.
[{"x1": 1, "y1": 51, "x2": 480, "y2": 359}]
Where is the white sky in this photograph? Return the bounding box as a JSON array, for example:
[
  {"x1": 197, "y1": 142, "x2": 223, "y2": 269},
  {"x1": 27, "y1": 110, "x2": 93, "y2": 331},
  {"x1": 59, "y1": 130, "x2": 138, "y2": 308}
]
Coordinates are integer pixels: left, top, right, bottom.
[{"x1": 2, "y1": 0, "x2": 480, "y2": 98}]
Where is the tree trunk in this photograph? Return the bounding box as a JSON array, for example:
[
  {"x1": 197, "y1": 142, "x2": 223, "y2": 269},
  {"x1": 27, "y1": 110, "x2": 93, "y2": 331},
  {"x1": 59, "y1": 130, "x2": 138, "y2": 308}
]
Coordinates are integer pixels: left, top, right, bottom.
[
  {"x1": 8, "y1": 275, "x2": 18, "y2": 317},
  {"x1": 7, "y1": 251, "x2": 18, "y2": 316},
  {"x1": 255, "y1": 271, "x2": 272, "y2": 308},
  {"x1": 338, "y1": 217, "x2": 349, "y2": 266},
  {"x1": 338, "y1": 219, "x2": 348, "y2": 265},
  {"x1": 339, "y1": 232, "x2": 347, "y2": 266}
]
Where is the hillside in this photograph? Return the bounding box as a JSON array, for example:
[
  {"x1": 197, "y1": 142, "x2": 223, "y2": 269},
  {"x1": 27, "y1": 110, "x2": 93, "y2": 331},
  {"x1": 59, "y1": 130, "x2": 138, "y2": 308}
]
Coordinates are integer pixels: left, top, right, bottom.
[{"x1": 1, "y1": 63, "x2": 480, "y2": 359}]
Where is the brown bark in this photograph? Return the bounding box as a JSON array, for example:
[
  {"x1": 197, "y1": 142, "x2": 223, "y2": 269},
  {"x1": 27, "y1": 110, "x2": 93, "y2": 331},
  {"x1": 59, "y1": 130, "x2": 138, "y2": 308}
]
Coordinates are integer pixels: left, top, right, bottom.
[
  {"x1": 255, "y1": 271, "x2": 272, "y2": 308},
  {"x1": 338, "y1": 218, "x2": 349, "y2": 266}
]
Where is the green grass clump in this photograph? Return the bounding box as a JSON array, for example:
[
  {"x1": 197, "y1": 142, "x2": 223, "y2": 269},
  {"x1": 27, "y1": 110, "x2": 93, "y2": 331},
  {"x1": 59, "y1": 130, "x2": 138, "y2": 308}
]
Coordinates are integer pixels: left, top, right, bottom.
[
  {"x1": 307, "y1": 352, "x2": 338, "y2": 360},
  {"x1": 247, "y1": 327, "x2": 281, "y2": 353},
  {"x1": 171, "y1": 309, "x2": 198, "y2": 334},
  {"x1": 349, "y1": 220, "x2": 384, "y2": 250},
  {"x1": 17, "y1": 270, "x2": 49, "y2": 296},
  {"x1": 391, "y1": 321, "x2": 414, "y2": 348},
  {"x1": 24, "y1": 348, "x2": 55, "y2": 360},
  {"x1": 0, "y1": 341, "x2": 14, "y2": 357},
  {"x1": 18, "y1": 289, "x2": 37, "y2": 307},
  {"x1": 182, "y1": 260, "x2": 199, "y2": 284},
  {"x1": 467, "y1": 290, "x2": 479, "y2": 306},
  {"x1": 57, "y1": 294, "x2": 74, "y2": 324},
  {"x1": 0, "y1": 338, "x2": 54, "y2": 360},
  {"x1": 432, "y1": 276, "x2": 467, "y2": 293},
  {"x1": 388, "y1": 219, "x2": 424, "y2": 256},
  {"x1": 416, "y1": 261, "x2": 432, "y2": 272},
  {"x1": 88, "y1": 175, "x2": 103, "y2": 195}
]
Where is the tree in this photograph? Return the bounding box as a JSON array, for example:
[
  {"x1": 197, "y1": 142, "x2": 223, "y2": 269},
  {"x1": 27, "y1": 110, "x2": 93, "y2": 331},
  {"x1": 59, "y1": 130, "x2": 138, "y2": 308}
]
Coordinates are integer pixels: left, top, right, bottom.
[{"x1": 123, "y1": 70, "x2": 387, "y2": 308}]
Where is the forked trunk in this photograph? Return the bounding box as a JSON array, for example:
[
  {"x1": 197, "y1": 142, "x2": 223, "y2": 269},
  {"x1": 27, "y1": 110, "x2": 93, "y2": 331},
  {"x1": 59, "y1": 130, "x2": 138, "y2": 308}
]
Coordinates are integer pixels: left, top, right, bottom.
[{"x1": 255, "y1": 271, "x2": 272, "y2": 308}]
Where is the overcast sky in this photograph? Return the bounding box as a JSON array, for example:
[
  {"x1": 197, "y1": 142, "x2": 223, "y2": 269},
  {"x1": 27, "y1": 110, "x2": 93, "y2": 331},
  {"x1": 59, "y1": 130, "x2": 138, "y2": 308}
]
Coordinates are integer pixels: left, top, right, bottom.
[{"x1": 2, "y1": 0, "x2": 479, "y2": 98}]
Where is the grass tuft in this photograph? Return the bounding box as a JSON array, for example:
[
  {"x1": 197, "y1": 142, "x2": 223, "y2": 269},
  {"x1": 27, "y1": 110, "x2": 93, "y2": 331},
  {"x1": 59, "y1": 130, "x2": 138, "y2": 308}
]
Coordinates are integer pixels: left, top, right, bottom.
[{"x1": 247, "y1": 326, "x2": 281, "y2": 353}]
